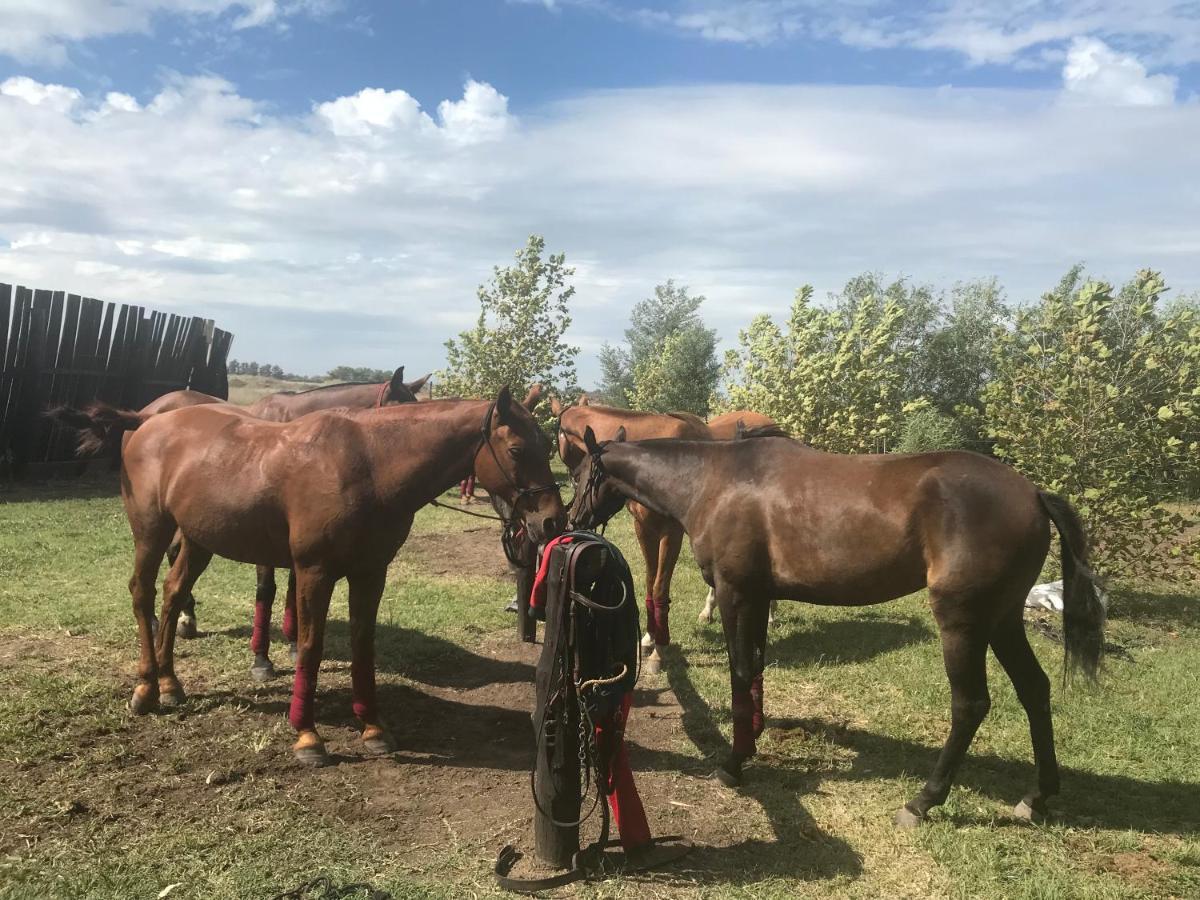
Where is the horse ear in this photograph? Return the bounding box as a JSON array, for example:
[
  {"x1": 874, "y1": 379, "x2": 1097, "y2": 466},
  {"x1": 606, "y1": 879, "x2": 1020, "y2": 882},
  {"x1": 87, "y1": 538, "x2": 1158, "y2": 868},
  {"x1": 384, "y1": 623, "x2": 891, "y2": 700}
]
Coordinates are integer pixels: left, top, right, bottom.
[
  {"x1": 387, "y1": 367, "x2": 405, "y2": 398},
  {"x1": 405, "y1": 372, "x2": 431, "y2": 395},
  {"x1": 522, "y1": 384, "x2": 544, "y2": 412},
  {"x1": 494, "y1": 385, "x2": 515, "y2": 426},
  {"x1": 615, "y1": 426, "x2": 627, "y2": 443},
  {"x1": 550, "y1": 396, "x2": 564, "y2": 417},
  {"x1": 579, "y1": 392, "x2": 591, "y2": 407},
  {"x1": 735, "y1": 418, "x2": 747, "y2": 440},
  {"x1": 583, "y1": 426, "x2": 600, "y2": 454}
]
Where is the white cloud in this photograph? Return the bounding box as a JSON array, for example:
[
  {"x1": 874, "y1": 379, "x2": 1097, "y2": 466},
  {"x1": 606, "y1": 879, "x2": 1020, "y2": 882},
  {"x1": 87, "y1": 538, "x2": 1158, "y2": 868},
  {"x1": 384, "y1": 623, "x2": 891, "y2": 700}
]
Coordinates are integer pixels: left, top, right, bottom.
[
  {"x1": 1062, "y1": 37, "x2": 1178, "y2": 106},
  {"x1": 1, "y1": 76, "x2": 82, "y2": 114},
  {"x1": 1, "y1": 73, "x2": 1198, "y2": 381},
  {"x1": 0, "y1": 0, "x2": 325, "y2": 63}
]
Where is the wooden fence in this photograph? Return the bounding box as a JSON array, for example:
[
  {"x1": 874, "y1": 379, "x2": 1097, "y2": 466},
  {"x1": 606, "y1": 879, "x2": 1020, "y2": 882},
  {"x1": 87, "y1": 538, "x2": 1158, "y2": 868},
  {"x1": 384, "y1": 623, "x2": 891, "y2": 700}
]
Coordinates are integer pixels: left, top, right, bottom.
[{"x1": 0, "y1": 282, "x2": 233, "y2": 475}]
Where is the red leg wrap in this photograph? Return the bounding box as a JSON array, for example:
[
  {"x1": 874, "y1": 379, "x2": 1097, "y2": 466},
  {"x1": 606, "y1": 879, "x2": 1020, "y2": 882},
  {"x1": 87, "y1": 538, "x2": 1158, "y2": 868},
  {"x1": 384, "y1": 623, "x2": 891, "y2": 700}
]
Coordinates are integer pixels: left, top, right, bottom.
[
  {"x1": 282, "y1": 599, "x2": 297, "y2": 644},
  {"x1": 289, "y1": 662, "x2": 317, "y2": 732},
  {"x1": 654, "y1": 597, "x2": 671, "y2": 646},
  {"x1": 351, "y1": 663, "x2": 373, "y2": 722},
  {"x1": 751, "y1": 673, "x2": 765, "y2": 739},
  {"x1": 731, "y1": 689, "x2": 757, "y2": 757},
  {"x1": 250, "y1": 598, "x2": 272, "y2": 656},
  {"x1": 597, "y1": 693, "x2": 651, "y2": 850}
]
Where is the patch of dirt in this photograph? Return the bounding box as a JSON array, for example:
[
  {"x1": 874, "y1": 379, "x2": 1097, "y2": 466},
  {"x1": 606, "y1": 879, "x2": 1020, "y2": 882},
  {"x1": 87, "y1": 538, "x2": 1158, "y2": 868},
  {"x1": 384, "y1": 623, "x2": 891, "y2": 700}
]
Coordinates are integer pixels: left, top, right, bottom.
[
  {"x1": 403, "y1": 525, "x2": 516, "y2": 581},
  {"x1": 1095, "y1": 850, "x2": 1174, "y2": 888}
]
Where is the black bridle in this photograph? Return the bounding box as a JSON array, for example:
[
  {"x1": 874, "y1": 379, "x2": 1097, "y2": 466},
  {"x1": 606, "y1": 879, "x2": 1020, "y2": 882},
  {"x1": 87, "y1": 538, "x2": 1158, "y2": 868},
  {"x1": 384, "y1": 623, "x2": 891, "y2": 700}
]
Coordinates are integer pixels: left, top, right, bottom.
[{"x1": 476, "y1": 398, "x2": 561, "y2": 514}]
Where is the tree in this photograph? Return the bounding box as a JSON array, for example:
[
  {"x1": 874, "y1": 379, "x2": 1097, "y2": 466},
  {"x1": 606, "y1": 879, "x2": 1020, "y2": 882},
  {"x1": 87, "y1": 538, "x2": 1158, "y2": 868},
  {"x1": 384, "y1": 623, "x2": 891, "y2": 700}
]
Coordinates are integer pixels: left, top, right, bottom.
[
  {"x1": 440, "y1": 234, "x2": 579, "y2": 406},
  {"x1": 917, "y1": 278, "x2": 1010, "y2": 418},
  {"x1": 723, "y1": 284, "x2": 926, "y2": 452},
  {"x1": 597, "y1": 280, "x2": 720, "y2": 416},
  {"x1": 981, "y1": 268, "x2": 1200, "y2": 581}
]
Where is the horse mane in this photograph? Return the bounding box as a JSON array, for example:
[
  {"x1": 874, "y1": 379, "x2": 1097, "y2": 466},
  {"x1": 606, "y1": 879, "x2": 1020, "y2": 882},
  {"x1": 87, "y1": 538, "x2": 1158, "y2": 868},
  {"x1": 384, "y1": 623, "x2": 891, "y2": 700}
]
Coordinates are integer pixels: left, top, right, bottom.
[
  {"x1": 736, "y1": 423, "x2": 791, "y2": 441},
  {"x1": 667, "y1": 411, "x2": 707, "y2": 429},
  {"x1": 290, "y1": 381, "x2": 378, "y2": 395}
]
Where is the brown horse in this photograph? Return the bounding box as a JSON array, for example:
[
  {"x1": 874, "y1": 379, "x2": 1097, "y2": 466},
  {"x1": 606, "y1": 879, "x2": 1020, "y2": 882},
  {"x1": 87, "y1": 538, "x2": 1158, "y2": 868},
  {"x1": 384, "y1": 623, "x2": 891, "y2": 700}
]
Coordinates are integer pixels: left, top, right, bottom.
[
  {"x1": 567, "y1": 426, "x2": 1104, "y2": 826},
  {"x1": 83, "y1": 369, "x2": 427, "y2": 654},
  {"x1": 550, "y1": 397, "x2": 711, "y2": 673},
  {"x1": 57, "y1": 388, "x2": 565, "y2": 765}
]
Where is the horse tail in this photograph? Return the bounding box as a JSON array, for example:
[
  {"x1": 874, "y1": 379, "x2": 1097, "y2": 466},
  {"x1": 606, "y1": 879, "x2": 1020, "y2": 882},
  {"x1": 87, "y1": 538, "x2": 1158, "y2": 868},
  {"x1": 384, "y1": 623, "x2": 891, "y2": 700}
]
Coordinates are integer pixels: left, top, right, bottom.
[
  {"x1": 1037, "y1": 491, "x2": 1106, "y2": 682},
  {"x1": 44, "y1": 402, "x2": 148, "y2": 457}
]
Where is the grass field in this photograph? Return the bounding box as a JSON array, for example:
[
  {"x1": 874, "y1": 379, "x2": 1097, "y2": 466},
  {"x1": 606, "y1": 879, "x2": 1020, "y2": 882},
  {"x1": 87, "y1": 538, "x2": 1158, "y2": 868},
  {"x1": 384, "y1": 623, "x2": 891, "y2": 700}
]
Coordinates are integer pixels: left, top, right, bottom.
[{"x1": 1, "y1": 472, "x2": 1198, "y2": 899}]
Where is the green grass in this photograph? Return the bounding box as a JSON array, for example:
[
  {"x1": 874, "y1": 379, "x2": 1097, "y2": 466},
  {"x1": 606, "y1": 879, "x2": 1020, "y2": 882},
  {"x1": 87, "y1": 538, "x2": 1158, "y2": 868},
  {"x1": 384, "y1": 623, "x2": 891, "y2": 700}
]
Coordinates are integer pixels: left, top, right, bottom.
[{"x1": 1, "y1": 472, "x2": 1198, "y2": 899}]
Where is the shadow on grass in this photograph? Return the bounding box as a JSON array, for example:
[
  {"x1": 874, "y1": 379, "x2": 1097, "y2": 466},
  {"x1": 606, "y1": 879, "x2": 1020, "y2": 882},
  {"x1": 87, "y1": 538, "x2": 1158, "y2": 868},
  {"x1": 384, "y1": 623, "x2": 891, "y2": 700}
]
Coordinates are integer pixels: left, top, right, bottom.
[
  {"x1": 656, "y1": 654, "x2": 866, "y2": 884},
  {"x1": 0, "y1": 468, "x2": 120, "y2": 503},
  {"x1": 770, "y1": 614, "x2": 934, "y2": 667},
  {"x1": 1108, "y1": 588, "x2": 1200, "y2": 631}
]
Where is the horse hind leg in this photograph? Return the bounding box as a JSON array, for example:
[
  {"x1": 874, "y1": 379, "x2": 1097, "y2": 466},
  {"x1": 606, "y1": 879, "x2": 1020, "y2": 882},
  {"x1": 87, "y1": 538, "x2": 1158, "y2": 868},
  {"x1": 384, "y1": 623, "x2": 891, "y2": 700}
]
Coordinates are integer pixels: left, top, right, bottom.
[
  {"x1": 250, "y1": 566, "x2": 279, "y2": 683},
  {"x1": 127, "y1": 526, "x2": 175, "y2": 715},
  {"x1": 698, "y1": 586, "x2": 717, "y2": 623},
  {"x1": 168, "y1": 532, "x2": 199, "y2": 639},
  {"x1": 896, "y1": 607, "x2": 991, "y2": 828},
  {"x1": 155, "y1": 537, "x2": 213, "y2": 707},
  {"x1": 991, "y1": 613, "x2": 1060, "y2": 823}
]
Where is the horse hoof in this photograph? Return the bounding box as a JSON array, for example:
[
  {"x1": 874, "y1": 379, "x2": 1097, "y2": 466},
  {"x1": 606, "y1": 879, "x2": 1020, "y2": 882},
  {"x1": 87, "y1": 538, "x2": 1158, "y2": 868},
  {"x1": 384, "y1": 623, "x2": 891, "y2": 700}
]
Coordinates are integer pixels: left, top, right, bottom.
[
  {"x1": 363, "y1": 735, "x2": 395, "y2": 757},
  {"x1": 1013, "y1": 800, "x2": 1045, "y2": 824},
  {"x1": 893, "y1": 806, "x2": 925, "y2": 829},
  {"x1": 159, "y1": 685, "x2": 187, "y2": 708},
  {"x1": 640, "y1": 633, "x2": 654, "y2": 652},
  {"x1": 294, "y1": 744, "x2": 332, "y2": 768},
  {"x1": 128, "y1": 687, "x2": 158, "y2": 716},
  {"x1": 712, "y1": 766, "x2": 742, "y2": 789},
  {"x1": 250, "y1": 659, "x2": 276, "y2": 684},
  {"x1": 177, "y1": 615, "x2": 198, "y2": 640}
]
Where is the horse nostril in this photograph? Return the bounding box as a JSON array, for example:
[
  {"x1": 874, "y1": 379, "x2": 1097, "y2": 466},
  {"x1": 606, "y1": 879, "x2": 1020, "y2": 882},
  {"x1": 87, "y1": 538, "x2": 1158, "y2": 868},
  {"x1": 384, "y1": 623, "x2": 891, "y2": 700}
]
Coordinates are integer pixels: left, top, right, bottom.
[{"x1": 544, "y1": 516, "x2": 560, "y2": 538}]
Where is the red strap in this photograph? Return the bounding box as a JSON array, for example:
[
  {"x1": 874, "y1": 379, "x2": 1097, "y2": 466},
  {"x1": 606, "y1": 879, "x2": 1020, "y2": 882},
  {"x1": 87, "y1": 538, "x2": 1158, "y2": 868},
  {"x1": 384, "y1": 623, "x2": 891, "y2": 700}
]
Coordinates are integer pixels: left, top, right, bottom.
[{"x1": 529, "y1": 534, "x2": 577, "y2": 609}]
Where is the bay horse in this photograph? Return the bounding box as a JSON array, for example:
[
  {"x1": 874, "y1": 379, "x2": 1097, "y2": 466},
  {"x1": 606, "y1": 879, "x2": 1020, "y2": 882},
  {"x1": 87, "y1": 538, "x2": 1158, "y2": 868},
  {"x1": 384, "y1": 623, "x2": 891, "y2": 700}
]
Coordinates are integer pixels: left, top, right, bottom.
[
  {"x1": 56, "y1": 388, "x2": 564, "y2": 765},
  {"x1": 59, "y1": 368, "x2": 427, "y2": 668},
  {"x1": 550, "y1": 396, "x2": 711, "y2": 673},
  {"x1": 567, "y1": 426, "x2": 1105, "y2": 826}
]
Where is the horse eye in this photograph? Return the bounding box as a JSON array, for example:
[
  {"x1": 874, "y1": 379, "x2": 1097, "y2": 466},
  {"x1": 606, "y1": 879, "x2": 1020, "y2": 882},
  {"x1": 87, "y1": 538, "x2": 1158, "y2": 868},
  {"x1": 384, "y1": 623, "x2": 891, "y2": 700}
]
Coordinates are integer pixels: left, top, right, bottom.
[{"x1": 507, "y1": 446, "x2": 522, "y2": 459}]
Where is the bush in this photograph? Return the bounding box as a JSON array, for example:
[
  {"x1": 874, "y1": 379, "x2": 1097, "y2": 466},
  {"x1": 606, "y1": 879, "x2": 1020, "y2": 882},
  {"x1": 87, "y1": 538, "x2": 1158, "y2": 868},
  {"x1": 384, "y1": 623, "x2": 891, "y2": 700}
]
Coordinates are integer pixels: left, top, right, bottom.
[{"x1": 896, "y1": 408, "x2": 967, "y2": 453}]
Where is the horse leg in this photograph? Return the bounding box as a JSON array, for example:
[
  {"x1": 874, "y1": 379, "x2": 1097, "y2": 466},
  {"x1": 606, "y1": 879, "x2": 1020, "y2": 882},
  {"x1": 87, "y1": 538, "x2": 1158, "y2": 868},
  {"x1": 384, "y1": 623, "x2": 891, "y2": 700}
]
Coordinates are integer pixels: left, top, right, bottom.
[
  {"x1": 169, "y1": 531, "x2": 199, "y2": 639},
  {"x1": 250, "y1": 565, "x2": 278, "y2": 683},
  {"x1": 127, "y1": 529, "x2": 173, "y2": 715},
  {"x1": 768, "y1": 596, "x2": 778, "y2": 626},
  {"x1": 649, "y1": 520, "x2": 684, "y2": 654},
  {"x1": 283, "y1": 568, "x2": 298, "y2": 665},
  {"x1": 991, "y1": 613, "x2": 1060, "y2": 823},
  {"x1": 155, "y1": 537, "x2": 212, "y2": 707},
  {"x1": 631, "y1": 510, "x2": 661, "y2": 661},
  {"x1": 348, "y1": 569, "x2": 392, "y2": 756},
  {"x1": 896, "y1": 615, "x2": 991, "y2": 827},
  {"x1": 698, "y1": 587, "x2": 717, "y2": 624},
  {"x1": 289, "y1": 565, "x2": 335, "y2": 766},
  {"x1": 713, "y1": 586, "x2": 770, "y2": 788}
]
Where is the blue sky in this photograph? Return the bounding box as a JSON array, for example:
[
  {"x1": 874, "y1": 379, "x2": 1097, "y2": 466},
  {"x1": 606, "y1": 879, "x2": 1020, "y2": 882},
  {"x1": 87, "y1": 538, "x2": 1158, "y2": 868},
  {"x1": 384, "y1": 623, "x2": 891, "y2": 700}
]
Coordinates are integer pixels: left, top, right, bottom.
[{"x1": 2, "y1": 1, "x2": 1199, "y2": 381}]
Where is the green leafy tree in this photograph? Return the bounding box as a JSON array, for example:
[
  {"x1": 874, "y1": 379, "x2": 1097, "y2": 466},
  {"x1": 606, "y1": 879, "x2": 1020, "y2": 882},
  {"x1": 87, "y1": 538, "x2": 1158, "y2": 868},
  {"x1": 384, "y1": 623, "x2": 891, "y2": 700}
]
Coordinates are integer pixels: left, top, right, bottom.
[
  {"x1": 598, "y1": 280, "x2": 720, "y2": 415},
  {"x1": 980, "y1": 268, "x2": 1200, "y2": 580},
  {"x1": 440, "y1": 234, "x2": 579, "y2": 406},
  {"x1": 724, "y1": 284, "x2": 927, "y2": 452}
]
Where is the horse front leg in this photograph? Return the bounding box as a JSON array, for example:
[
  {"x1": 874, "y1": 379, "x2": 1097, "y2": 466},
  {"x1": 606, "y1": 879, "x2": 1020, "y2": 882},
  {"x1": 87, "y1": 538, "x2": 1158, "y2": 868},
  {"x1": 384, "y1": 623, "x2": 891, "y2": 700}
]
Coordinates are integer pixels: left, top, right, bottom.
[
  {"x1": 348, "y1": 569, "x2": 392, "y2": 756},
  {"x1": 289, "y1": 566, "x2": 335, "y2": 767},
  {"x1": 630, "y1": 508, "x2": 662, "y2": 662},
  {"x1": 714, "y1": 585, "x2": 770, "y2": 788}
]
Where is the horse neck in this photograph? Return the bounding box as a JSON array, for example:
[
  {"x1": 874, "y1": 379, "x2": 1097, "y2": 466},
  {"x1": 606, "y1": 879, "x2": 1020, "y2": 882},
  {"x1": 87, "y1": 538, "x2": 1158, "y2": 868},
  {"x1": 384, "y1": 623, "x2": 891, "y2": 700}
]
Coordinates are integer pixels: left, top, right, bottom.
[
  {"x1": 289, "y1": 382, "x2": 382, "y2": 414},
  {"x1": 604, "y1": 442, "x2": 705, "y2": 529},
  {"x1": 365, "y1": 401, "x2": 487, "y2": 507}
]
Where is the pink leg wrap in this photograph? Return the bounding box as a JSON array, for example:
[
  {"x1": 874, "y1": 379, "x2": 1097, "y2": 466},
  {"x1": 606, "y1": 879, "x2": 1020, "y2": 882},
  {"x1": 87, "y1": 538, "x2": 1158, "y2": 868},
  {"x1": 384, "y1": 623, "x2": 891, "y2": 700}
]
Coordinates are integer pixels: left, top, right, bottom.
[
  {"x1": 289, "y1": 662, "x2": 317, "y2": 732},
  {"x1": 250, "y1": 598, "x2": 272, "y2": 656},
  {"x1": 644, "y1": 596, "x2": 659, "y2": 644},
  {"x1": 654, "y1": 596, "x2": 671, "y2": 646},
  {"x1": 751, "y1": 673, "x2": 765, "y2": 738},
  {"x1": 732, "y1": 689, "x2": 757, "y2": 757}
]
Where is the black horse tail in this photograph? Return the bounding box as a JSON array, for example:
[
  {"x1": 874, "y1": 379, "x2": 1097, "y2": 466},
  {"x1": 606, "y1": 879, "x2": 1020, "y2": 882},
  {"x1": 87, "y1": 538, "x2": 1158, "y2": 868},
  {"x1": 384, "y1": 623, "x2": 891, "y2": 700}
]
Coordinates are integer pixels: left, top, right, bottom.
[
  {"x1": 1038, "y1": 491, "x2": 1105, "y2": 682},
  {"x1": 44, "y1": 402, "x2": 147, "y2": 457}
]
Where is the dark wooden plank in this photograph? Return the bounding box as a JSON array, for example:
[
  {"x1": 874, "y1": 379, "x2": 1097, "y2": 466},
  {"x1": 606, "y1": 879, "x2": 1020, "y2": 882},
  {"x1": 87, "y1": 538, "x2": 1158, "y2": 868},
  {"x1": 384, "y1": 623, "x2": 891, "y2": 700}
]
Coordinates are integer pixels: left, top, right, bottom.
[
  {"x1": 2, "y1": 288, "x2": 33, "y2": 463},
  {"x1": 48, "y1": 293, "x2": 82, "y2": 460},
  {"x1": 0, "y1": 284, "x2": 13, "y2": 449},
  {"x1": 35, "y1": 291, "x2": 66, "y2": 460},
  {"x1": 14, "y1": 302, "x2": 50, "y2": 475}
]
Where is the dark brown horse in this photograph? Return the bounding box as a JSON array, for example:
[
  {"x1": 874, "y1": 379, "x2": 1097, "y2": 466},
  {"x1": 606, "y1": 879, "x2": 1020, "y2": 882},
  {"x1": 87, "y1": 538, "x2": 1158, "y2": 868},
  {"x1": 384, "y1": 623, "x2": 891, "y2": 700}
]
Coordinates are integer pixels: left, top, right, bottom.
[
  {"x1": 57, "y1": 389, "x2": 565, "y2": 765},
  {"x1": 551, "y1": 397, "x2": 711, "y2": 673},
  {"x1": 567, "y1": 426, "x2": 1104, "y2": 826}
]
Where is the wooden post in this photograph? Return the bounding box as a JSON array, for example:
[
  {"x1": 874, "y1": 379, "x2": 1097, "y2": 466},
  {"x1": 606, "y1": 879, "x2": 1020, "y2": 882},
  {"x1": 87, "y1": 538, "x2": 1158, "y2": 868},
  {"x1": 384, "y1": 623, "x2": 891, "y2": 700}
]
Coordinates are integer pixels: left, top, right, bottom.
[
  {"x1": 533, "y1": 543, "x2": 580, "y2": 868},
  {"x1": 515, "y1": 533, "x2": 537, "y2": 644}
]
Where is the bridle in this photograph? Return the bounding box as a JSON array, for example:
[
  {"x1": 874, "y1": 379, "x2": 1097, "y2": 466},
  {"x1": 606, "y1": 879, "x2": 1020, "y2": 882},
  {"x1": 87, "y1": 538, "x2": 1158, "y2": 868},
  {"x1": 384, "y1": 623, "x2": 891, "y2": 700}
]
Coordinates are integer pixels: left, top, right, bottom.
[{"x1": 476, "y1": 398, "x2": 561, "y2": 514}]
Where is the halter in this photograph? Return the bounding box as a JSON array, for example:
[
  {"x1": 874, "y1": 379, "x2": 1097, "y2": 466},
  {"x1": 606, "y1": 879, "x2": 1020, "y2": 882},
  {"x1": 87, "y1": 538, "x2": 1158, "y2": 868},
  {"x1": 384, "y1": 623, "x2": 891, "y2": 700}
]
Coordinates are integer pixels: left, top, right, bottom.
[{"x1": 570, "y1": 445, "x2": 618, "y2": 532}]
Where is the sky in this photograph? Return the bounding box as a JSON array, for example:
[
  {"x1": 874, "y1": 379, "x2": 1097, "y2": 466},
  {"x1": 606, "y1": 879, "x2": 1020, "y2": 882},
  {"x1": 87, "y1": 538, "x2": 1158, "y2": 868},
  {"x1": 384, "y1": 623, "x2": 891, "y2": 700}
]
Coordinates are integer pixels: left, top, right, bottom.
[{"x1": 1, "y1": 1, "x2": 1198, "y2": 384}]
